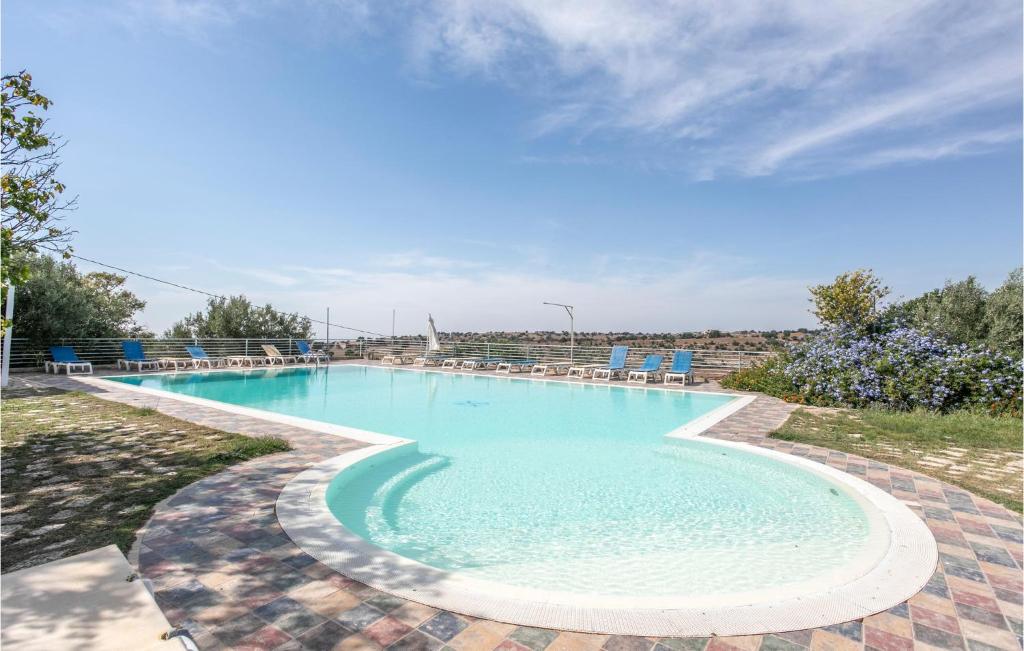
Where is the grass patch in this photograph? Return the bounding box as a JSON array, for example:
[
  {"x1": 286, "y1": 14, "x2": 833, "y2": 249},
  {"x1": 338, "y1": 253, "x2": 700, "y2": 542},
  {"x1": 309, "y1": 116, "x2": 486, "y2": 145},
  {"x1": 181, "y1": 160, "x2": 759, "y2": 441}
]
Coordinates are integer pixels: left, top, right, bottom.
[
  {"x1": 1, "y1": 388, "x2": 291, "y2": 572},
  {"x1": 774, "y1": 407, "x2": 1022, "y2": 512}
]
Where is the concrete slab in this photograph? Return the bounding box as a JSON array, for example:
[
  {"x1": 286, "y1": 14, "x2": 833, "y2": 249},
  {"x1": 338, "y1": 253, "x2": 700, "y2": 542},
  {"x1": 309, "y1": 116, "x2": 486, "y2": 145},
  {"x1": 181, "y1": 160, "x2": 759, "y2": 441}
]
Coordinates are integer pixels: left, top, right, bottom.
[{"x1": 1, "y1": 545, "x2": 183, "y2": 650}]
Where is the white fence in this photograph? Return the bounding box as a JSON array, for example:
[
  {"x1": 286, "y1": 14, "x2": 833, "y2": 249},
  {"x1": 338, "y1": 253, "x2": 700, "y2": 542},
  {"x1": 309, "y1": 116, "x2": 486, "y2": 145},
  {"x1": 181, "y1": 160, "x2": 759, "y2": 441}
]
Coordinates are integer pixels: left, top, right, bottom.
[{"x1": 4, "y1": 337, "x2": 773, "y2": 375}]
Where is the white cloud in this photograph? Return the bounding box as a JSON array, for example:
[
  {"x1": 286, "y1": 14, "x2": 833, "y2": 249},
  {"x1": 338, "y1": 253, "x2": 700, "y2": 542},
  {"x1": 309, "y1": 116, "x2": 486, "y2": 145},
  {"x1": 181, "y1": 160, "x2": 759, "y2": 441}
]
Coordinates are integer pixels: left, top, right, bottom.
[
  {"x1": 129, "y1": 251, "x2": 817, "y2": 335},
  {"x1": 84, "y1": 0, "x2": 1022, "y2": 177},
  {"x1": 377, "y1": 251, "x2": 488, "y2": 271},
  {"x1": 209, "y1": 261, "x2": 301, "y2": 287}
]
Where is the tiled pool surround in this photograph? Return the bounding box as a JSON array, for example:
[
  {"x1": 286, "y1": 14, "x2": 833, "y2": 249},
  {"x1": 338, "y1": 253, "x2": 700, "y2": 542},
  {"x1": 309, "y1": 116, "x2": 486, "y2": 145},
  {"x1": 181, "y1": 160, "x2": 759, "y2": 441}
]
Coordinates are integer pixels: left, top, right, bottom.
[
  {"x1": 93, "y1": 365, "x2": 937, "y2": 635},
  {"x1": 16, "y1": 366, "x2": 1022, "y2": 650}
]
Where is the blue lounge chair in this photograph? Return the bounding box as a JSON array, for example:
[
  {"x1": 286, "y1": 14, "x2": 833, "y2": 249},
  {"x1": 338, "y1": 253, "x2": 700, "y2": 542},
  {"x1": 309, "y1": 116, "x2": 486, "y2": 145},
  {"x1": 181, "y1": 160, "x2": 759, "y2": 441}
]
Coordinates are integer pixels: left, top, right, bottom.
[
  {"x1": 664, "y1": 351, "x2": 694, "y2": 385},
  {"x1": 591, "y1": 345, "x2": 630, "y2": 381},
  {"x1": 626, "y1": 354, "x2": 665, "y2": 384},
  {"x1": 186, "y1": 345, "x2": 224, "y2": 369},
  {"x1": 46, "y1": 346, "x2": 93, "y2": 375},
  {"x1": 118, "y1": 341, "x2": 161, "y2": 372},
  {"x1": 295, "y1": 340, "x2": 329, "y2": 363}
]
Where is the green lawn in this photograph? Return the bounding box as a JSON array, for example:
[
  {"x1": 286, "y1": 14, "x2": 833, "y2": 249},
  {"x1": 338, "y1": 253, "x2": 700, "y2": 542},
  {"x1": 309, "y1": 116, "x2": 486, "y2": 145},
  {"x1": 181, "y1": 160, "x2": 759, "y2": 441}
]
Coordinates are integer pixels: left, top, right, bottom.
[
  {"x1": 774, "y1": 407, "x2": 1023, "y2": 513},
  {"x1": 1, "y1": 388, "x2": 291, "y2": 572}
]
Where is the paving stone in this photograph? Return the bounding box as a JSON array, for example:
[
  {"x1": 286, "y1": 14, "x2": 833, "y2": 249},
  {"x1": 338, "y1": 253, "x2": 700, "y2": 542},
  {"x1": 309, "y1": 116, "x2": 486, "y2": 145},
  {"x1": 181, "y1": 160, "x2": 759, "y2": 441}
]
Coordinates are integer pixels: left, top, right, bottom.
[
  {"x1": 337, "y1": 604, "x2": 388, "y2": 632},
  {"x1": 418, "y1": 612, "x2": 468, "y2": 643},
  {"x1": 509, "y1": 627, "x2": 560, "y2": 650},
  {"x1": 296, "y1": 620, "x2": 354, "y2": 649},
  {"x1": 913, "y1": 623, "x2": 966, "y2": 650},
  {"x1": 254, "y1": 596, "x2": 327, "y2": 637},
  {"x1": 602, "y1": 636, "x2": 654, "y2": 651},
  {"x1": 363, "y1": 616, "x2": 413, "y2": 647}
]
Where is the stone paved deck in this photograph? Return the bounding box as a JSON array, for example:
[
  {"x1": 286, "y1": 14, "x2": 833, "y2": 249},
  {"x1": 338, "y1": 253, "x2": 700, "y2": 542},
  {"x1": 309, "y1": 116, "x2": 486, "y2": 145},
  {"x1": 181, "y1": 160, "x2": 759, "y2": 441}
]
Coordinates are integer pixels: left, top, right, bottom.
[{"x1": 11, "y1": 365, "x2": 1023, "y2": 651}]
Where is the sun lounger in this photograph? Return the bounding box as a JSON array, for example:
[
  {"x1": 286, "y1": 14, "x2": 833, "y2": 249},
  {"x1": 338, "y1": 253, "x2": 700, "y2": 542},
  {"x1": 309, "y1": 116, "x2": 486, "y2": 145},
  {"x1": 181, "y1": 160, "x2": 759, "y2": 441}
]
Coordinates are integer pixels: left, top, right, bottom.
[
  {"x1": 262, "y1": 344, "x2": 298, "y2": 365},
  {"x1": 225, "y1": 355, "x2": 267, "y2": 367},
  {"x1": 461, "y1": 357, "x2": 503, "y2": 370},
  {"x1": 413, "y1": 353, "x2": 447, "y2": 366},
  {"x1": 45, "y1": 346, "x2": 93, "y2": 375},
  {"x1": 663, "y1": 351, "x2": 695, "y2": 385},
  {"x1": 591, "y1": 345, "x2": 630, "y2": 381},
  {"x1": 158, "y1": 357, "x2": 194, "y2": 371},
  {"x1": 496, "y1": 359, "x2": 538, "y2": 373},
  {"x1": 186, "y1": 345, "x2": 224, "y2": 369},
  {"x1": 381, "y1": 354, "x2": 411, "y2": 365},
  {"x1": 118, "y1": 341, "x2": 161, "y2": 371},
  {"x1": 295, "y1": 340, "x2": 329, "y2": 363},
  {"x1": 530, "y1": 361, "x2": 573, "y2": 376},
  {"x1": 566, "y1": 363, "x2": 603, "y2": 378},
  {"x1": 626, "y1": 354, "x2": 665, "y2": 383},
  {"x1": 442, "y1": 357, "x2": 477, "y2": 369}
]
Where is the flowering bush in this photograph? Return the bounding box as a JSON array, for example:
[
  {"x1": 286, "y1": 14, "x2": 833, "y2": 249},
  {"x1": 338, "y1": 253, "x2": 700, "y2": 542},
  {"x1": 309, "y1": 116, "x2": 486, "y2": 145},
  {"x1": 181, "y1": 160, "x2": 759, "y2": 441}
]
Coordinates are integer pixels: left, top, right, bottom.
[{"x1": 784, "y1": 326, "x2": 1021, "y2": 414}]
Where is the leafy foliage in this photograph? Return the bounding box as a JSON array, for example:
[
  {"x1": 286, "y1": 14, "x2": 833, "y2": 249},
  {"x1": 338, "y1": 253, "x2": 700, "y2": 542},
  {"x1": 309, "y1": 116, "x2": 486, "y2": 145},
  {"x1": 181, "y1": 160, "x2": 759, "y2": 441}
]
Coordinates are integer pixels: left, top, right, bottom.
[
  {"x1": 725, "y1": 267, "x2": 1023, "y2": 414},
  {"x1": 720, "y1": 355, "x2": 800, "y2": 401},
  {"x1": 166, "y1": 295, "x2": 314, "y2": 339},
  {"x1": 985, "y1": 268, "x2": 1023, "y2": 357},
  {"x1": 2, "y1": 72, "x2": 76, "y2": 324},
  {"x1": 808, "y1": 269, "x2": 889, "y2": 330},
  {"x1": 883, "y1": 268, "x2": 1023, "y2": 358},
  {"x1": 11, "y1": 254, "x2": 149, "y2": 345},
  {"x1": 784, "y1": 326, "x2": 1020, "y2": 414}
]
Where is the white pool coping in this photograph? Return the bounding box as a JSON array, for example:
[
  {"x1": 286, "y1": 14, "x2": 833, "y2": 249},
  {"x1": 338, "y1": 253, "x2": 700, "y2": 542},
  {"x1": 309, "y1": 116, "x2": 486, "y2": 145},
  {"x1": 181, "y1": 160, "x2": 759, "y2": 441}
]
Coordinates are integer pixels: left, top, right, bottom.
[
  {"x1": 82, "y1": 364, "x2": 937, "y2": 635},
  {"x1": 277, "y1": 434, "x2": 936, "y2": 636}
]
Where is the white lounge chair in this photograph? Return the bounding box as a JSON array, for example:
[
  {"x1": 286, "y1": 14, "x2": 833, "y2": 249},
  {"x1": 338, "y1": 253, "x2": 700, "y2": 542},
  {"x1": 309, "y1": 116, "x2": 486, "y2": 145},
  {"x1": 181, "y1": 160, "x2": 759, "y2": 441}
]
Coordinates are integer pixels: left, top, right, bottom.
[
  {"x1": 496, "y1": 359, "x2": 538, "y2": 373},
  {"x1": 262, "y1": 344, "x2": 298, "y2": 365},
  {"x1": 530, "y1": 361, "x2": 573, "y2": 376},
  {"x1": 566, "y1": 363, "x2": 603, "y2": 378}
]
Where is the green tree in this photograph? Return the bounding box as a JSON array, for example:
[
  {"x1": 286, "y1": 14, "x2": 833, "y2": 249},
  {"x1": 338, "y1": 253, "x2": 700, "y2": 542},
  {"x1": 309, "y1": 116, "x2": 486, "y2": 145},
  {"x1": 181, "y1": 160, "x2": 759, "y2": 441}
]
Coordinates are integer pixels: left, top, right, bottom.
[
  {"x1": 166, "y1": 295, "x2": 314, "y2": 339},
  {"x1": 2, "y1": 72, "x2": 76, "y2": 326},
  {"x1": 12, "y1": 254, "x2": 148, "y2": 345},
  {"x1": 895, "y1": 276, "x2": 990, "y2": 345},
  {"x1": 809, "y1": 269, "x2": 889, "y2": 330},
  {"x1": 985, "y1": 268, "x2": 1023, "y2": 358}
]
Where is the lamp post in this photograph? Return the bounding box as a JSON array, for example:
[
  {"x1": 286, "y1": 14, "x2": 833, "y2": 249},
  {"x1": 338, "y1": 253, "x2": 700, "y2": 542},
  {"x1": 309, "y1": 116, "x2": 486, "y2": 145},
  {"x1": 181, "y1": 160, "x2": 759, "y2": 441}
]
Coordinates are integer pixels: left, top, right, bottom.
[{"x1": 543, "y1": 301, "x2": 574, "y2": 364}]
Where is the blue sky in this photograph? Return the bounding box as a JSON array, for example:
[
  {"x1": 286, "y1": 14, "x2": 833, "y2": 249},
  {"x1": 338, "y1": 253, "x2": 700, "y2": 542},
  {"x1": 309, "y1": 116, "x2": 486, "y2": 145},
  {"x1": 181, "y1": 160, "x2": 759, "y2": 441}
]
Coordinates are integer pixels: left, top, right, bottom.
[{"x1": 3, "y1": 0, "x2": 1022, "y2": 337}]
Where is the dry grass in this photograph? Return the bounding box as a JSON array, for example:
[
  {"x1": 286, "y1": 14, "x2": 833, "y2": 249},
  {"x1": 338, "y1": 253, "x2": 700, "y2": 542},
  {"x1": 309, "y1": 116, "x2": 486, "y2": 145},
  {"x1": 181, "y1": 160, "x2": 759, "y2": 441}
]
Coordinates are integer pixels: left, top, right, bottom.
[
  {"x1": 774, "y1": 407, "x2": 1023, "y2": 512},
  {"x1": 1, "y1": 388, "x2": 290, "y2": 572}
]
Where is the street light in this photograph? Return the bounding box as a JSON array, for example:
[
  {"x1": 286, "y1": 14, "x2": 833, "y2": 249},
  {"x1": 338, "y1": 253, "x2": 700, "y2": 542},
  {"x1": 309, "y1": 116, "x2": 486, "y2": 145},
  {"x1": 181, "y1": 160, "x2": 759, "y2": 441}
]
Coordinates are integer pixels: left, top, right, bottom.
[{"x1": 543, "y1": 301, "x2": 574, "y2": 364}]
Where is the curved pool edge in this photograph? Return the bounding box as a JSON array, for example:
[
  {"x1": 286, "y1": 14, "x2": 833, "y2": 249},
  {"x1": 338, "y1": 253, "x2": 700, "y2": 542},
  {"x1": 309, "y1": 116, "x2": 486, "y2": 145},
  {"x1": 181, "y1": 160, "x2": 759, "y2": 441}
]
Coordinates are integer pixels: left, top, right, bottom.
[{"x1": 276, "y1": 435, "x2": 939, "y2": 636}]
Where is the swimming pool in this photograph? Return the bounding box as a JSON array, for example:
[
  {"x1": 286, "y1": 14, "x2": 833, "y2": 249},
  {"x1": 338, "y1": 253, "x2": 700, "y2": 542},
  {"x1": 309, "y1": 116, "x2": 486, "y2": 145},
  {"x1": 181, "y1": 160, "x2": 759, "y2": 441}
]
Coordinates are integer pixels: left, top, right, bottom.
[{"x1": 106, "y1": 365, "x2": 936, "y2": 635}]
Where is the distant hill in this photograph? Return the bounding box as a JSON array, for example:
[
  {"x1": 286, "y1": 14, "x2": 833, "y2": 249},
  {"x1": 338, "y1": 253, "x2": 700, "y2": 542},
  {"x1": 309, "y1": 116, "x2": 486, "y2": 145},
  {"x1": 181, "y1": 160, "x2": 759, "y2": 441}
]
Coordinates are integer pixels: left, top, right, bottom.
[{"x1": 377, "y1": 329, "x2": 813, "y2": 352}]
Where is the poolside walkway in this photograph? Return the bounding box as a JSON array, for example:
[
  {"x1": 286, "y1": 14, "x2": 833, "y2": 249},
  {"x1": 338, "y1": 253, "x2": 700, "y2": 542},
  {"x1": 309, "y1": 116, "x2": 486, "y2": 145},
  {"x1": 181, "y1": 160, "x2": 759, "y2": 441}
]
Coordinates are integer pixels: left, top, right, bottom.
[{"x1": 8, "y1": 365, "x2": 1022, "y2": 651}]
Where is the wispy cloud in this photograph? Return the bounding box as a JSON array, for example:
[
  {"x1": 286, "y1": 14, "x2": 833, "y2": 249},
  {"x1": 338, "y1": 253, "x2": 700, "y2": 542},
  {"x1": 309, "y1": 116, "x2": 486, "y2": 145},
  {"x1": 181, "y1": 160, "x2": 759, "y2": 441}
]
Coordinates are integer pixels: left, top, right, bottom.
[
  {"x1": 209, "y1": 261, "x2": 301, "y2": 287},
  {"x1": 377, "y1": 251, "x2": 488, "y2": 271},
  {"x1": 135, "y1": 252, "x2": 817, "y2": 335},
  {"x1": 90, "y1": 0, "x2": 1023, "y2": 178}
]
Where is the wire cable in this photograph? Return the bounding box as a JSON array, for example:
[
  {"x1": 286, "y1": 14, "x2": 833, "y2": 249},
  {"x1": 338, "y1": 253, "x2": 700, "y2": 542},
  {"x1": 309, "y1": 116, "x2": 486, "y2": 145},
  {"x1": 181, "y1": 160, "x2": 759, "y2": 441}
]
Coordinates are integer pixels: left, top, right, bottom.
[{"x1": 69, "y1": 253, "x2": 388, "y2": 337}]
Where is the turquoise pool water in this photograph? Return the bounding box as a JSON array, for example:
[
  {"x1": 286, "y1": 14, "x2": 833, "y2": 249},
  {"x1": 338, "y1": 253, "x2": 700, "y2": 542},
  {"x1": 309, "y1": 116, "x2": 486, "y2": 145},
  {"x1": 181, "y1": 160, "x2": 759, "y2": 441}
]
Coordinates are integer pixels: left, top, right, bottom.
[{"x1": 110, "y1": 365, "x2": 873, "y2": 596}]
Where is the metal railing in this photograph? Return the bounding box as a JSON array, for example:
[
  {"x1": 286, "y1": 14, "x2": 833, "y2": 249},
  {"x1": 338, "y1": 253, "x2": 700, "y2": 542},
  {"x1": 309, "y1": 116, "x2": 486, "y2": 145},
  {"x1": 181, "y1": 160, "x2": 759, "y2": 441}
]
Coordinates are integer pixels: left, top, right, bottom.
[
  {"x1": 347, "y1": 338, "x2": 772, "y2": 374},
  {"x1": 3, "y1": 337, "x2": 351, "y2": 369},
  {"x1": 4, "y1": 336, "x2": 774, "y2": 374}
]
